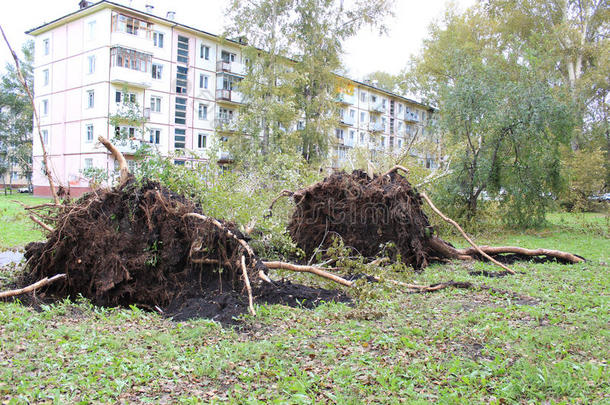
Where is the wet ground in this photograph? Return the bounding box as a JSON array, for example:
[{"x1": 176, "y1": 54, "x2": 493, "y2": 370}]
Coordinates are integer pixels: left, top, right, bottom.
[{"x1": 0, "y1": 251, "x2": 24, "y2": 267}]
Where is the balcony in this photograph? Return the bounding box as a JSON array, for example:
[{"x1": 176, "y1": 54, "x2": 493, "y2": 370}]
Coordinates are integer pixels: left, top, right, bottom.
[
  {"x1": 110, "y1": 32, "x2": 155, "y2": 55},
  {"x1": 404, "y1": 111, "x2": 420, "y2": 123},
  {"x1": 110, "y1": 66, "x2": 152, "y2": 89},
  {"x1": 336, "y1": 93, "x2": 355, "y2": 105},
  {"x1": 115, "y1": 138, "x2": 142, "y2": 155},
  {"x1": 218, "y1": 150, "x2": 233, "y2": 162},
  {"x1": 214, "y1": 116, "x2": 238, "y2": 132},
  {"x1": 371, "y1": 100, "x2": 386, "y2": 114},
  {"x1": 216, "y1": 60, "x2": 246, "y2": 76},
  {"x1": 368, "y1": 121, "x2": 384, "y2": 132},
  {"x1": 216, "y1": 89, "x2": 243, "y2": 104},
  {"x1": 339, "y1": 115, "x2": 355, "y2": 126}
]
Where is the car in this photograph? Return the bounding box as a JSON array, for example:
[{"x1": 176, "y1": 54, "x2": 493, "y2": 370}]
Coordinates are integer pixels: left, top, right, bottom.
[
  {"x1": 17, "y1": 186, "x2": 32, "y2": 193},
  {"x1": 588, "y1": 193, "x2": 610, "y2": 202}
]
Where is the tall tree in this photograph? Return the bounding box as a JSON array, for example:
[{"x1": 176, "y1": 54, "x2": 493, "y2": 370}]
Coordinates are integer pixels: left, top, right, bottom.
[
  {"x1": 225, "y1": 0, "x2": 393, "y2": 162},
  {"x1": 0, "y1": 40, "x2": 34, "y2": 191},
  {"x1": 410, "y1": 8, "x2": 574, "y2": 226}
]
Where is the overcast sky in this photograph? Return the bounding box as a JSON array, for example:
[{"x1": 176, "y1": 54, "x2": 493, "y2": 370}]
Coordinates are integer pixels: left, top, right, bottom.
[{"x1": 0, "y1": 0, "x2": 476, "y2": 79}]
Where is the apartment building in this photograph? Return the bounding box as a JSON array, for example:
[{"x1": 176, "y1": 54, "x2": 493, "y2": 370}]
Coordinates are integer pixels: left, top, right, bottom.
[{"x1": 27, "y1": 0, "x2": 435, "y2": 197}]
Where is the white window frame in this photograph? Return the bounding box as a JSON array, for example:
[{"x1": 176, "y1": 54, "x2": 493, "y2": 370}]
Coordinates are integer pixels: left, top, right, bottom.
[
  {"x1": 198, "y1": 133, "x2": 207, "y2": 149},
  {"x1": 87, "y1": 55, "x2": 96, "y2": 74},
  {"x1": 153, "y1": 31, "x2": 164, "y2": 48},
  {"x1": 43, "y1": 69, "x2": 49, "y2": 86},
  {"x1": 199, "y1": 74, "x2": 209, "y2": 89},
  {"x1": 41, "y1": 99, "x2": 49, "y2": 116},
  {"x1": 152, "y1": 63, "x2": 163, "y2": 80},
  {"x1": 150, "y1": 96, "x2": 161, "y2": 113},
  {"x1": 149, "y1": 128, "x2": 161, "y2": 144},
  {"x1": 43, "y1": 38, "x2": 50, "y2": 56},
  {"x1": 42, "y1": 129, "x2": 49, "y2": 145},
  {"x1": 200, "y1": 44, "x2": 210, "y2": 60},
  {"x1": 88, "y1": 21, "x2": 96, "y2": 41},
  {"x1": 86, "y1": 90, "x2": 95, "y2": 109},
  {"x1": 198, "y1": 103, "x2": 208, "y2": 120},
  {"x1": 84, "y1": 158, "x2": 93, "y2": 169},
  {"x1": 86, "y1": 124, "x2": 94, "y2": 142}
]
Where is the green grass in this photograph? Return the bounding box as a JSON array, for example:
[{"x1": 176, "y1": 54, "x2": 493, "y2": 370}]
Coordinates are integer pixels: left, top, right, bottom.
[
  {"x1": 0, "y1": 211, "x2": 608, "y2": 403},
  {"x1": 0, "y1": 193, "x2": 50, "y2": 250}
]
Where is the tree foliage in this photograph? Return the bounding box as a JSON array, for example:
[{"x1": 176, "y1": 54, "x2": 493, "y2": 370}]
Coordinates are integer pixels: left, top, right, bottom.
[
  {"x1": 225, "y1": 0, "x2": 393, "y2": 163},
  {"x1": 410, "y1": 8, "x2": 574, "y2": 226},
  {"x1": 0, "y1": 40, "x2": 34, "y2": 189}
]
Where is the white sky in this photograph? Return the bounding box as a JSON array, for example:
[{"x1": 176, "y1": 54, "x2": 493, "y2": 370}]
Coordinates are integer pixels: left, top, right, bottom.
[{"x1": 0, "y1": 0, "x2": 476, "y2": 79}]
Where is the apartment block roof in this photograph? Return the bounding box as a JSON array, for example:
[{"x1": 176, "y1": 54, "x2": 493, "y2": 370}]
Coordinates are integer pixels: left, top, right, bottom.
[{"x1": 26, "y1": 0, "x2": 432, "y2": 110}]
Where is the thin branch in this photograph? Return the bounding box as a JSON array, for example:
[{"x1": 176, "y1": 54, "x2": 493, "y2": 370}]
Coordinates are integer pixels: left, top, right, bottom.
[
  {"x1": 0, "y1": 24, "x2": 59, "y2": 204},
  {"x1": 0, "y1": 274, "x2": 66, "y2": 299}
]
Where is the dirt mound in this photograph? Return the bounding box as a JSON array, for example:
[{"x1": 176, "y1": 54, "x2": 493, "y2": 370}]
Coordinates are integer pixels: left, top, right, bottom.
[
  {"x1": 288, "y1": 170, "x2": 438, "y2": 269},
  {"x1": 23, "y1": 179, "x2": 345, "y2": 321}
]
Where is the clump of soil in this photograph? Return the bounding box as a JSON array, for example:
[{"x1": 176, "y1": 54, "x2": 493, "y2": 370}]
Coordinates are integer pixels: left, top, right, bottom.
[
  {"x1": 288, "y1": 170, "x2": 441, "y2": 269},
  {"x1": 23, "y1": 178, "x2": 345, "y2": 321}
]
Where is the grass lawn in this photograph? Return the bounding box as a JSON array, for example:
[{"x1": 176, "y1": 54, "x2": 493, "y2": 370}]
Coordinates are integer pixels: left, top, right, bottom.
[
  {"x1": 0, "y1": 208, "x2": 608, "y2": 403},
  {"x1": 0, "y1": 193, "x2": 50, "y2": 250}
]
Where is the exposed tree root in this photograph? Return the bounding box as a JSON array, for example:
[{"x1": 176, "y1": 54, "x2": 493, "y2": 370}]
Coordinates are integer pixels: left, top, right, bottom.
[
  {"x1": 420, "y1": 192, "x2": 516, "y2": 274},
  {"x1": 0, "y1": 274, "x2": 66, "y2": 299},
  {"x1": 241, "y1": 256, "x2": 256, "y2": 315},
  {"x1": 98, "y1": 136, "x2": 129, "y2": 186},
  {"x1": 263, "y1": 261, "x2": 354, "y2": 287},
  {"x1": 458, "y1": 246, "x2": 585, "y2": 264},
  {"x1": 28, "y1": 215, "x2": 54, "y2": 233},
  {"x1": 283, "y1": 169, "x2": 584, "y2": 272}
]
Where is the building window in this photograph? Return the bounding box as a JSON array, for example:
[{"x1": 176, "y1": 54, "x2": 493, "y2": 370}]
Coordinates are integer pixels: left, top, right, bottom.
[
  {"x1": 42, "y1": 129, "x2": 49, "y2": 145},
  {"x1": 41, "y1": 99, "x2": 49, "y2": 116},
  {"x1": 88, "y1": 21, "x2": 96, "y2": 41},
  {"x1": 86, "y1": 90, "x2": 95, "y2": 108},
  {"x1": 199, "y1": 74, "x2": 208, "y2": 89},
  {"x1": 152, "y1": 63, "x2": 163, "y2": 79},
  {"x1": 176, "y1": 66, "x2": 188, "y2": 93},
  {"x1": 175, "y1": 97, "x2": 187, "y2": 125},
  {"x1": 200, "y1": 44, "x2": 210, "y2": 60},
  {"x1": 350, "y1": 109, "x2": 355, "y2": 118},
  {"x1": 398, "y1": 139, "x2": 402, "y2": 148},
  {"x1": 43, "y1": 38, "x2": 50, "y2": 56},
  {"x1": 360, "y1": 91, "x2": 366, "y2": 102},
  {"x1": 221, "y1": 50, "x2": 236, "y2": 62},
  {"x1": 110, "y1": 47, "x2": 151, "y2": 72},
  {"x1": 360, "y1": 132, "x2": 365, "y2": 144},
  {"x1": 111, "y1": 12, "x2": 152, "y2": 38},
  {"x1": 86, "y1": 124, "x2": 94, "y2": 142},
  {"x1": 115, "y1": 91, "x2": 136, "y2": 104},
  {"x1": 84, "y1": 158, "x2": 93, "y2": 169},
  {"x1": 198, "y1": 133, "x2": 207, "y2": 148},
  {"x1": 335, "y1": 128, "x2": 344, "y2": 139},
  {"x1": 43, "y1": 69, "x2": 49, "y2": 86},
  {"x1": 349, "y1": 130, "x2": 355, "y2": 140},
  {"x1": 360, "y1": 111, "x2": 366, "y2": 122},
  {"x1": 174, "y1": 128, "x2": 186, "y2": 149},
  {"x1": 198, "y1": 104, "x2": 208, "y2": 120},
  {"x1": 371, "y1": 95, "x2": 377, "y2": 103},
  {"x1": 149, "y1": 129, "x2": 160, "y2": 144},
  {"x1": 150, "y1": 96, "x2": 161, "y2": 113},
  {"x1": 177, "y1": 36, "x2": 189, "y2": 64},
  {"x1": 87, "y1": 55, "x2": 96, "y2": 74},
  {"x1": 153, "y1": 32, "x2": 164, "y2": 48}
]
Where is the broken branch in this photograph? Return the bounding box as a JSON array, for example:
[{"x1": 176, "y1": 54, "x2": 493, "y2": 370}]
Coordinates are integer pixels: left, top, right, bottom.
[
  {"x1": 241, "y1": 256, "x2": 256, "y2": 316},
  {"x1": 0, "y1": 274, "x2": 66, "y2": 299},
  {"x1": 98, "y1": 136, "x2": 129, "y2": 186}
]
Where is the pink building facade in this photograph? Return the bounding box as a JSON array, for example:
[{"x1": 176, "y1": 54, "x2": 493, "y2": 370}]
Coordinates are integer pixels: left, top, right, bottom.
[{"x1": 28, "y1": 1, "x2": 435, "y2": 197}]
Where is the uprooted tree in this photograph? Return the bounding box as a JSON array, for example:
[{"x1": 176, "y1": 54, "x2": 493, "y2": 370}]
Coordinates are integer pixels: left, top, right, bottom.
[{"x1": 276, "y1": 167, "x2": 585, "y2": 271}]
